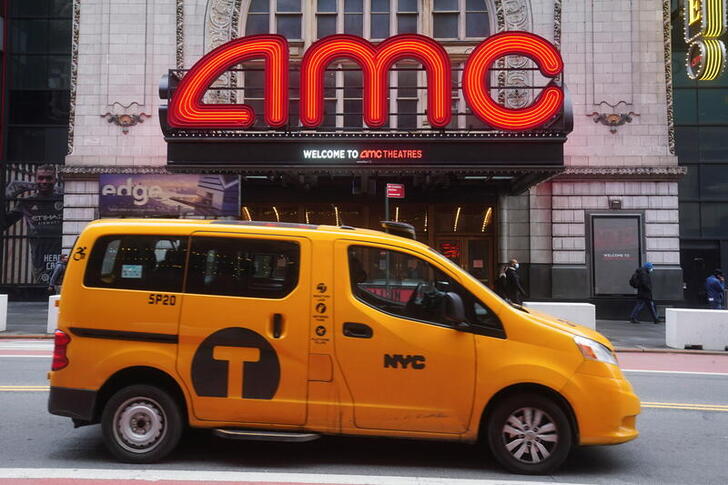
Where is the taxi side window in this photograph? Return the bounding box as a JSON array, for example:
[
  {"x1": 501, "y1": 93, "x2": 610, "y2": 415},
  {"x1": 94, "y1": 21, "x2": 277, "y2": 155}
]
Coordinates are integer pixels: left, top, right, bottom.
[
  {"x1": 186, "y1": 237, "x2": 299, "y2": 298},
  {"x1": 84, "y1": 235, "x2": 186, "y2": 292},
  {"x1": 349, "y1": 245, "x2": 503, "y2": 336}
]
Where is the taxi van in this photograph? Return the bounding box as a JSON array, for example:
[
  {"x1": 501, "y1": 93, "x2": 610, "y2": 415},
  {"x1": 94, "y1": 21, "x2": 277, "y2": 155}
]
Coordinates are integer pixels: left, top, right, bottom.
[{"x1": 48, "y1": 219, "x2": 640, "y2": 474}]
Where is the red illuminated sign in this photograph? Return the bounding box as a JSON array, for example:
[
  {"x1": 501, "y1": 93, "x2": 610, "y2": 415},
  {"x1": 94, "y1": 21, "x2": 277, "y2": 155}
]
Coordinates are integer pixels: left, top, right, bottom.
[
  {"x1": 386, "y1": 183, "x2": 405, "y2": 198},
  {"x1": 168, "y1": 32, "x2": 564, "y2": 131}
]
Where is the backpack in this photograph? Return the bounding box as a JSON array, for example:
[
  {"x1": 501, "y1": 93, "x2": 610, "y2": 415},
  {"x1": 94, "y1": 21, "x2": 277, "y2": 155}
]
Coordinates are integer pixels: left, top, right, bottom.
[{"x1": 629, "y1": 270, "x2": 639, "y2": 289}]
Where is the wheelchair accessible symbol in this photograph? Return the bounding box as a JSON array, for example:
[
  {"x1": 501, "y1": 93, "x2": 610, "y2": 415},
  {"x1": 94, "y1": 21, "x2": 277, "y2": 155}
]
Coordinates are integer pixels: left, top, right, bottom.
[{"x1": 316, "y1": 302, "x2": 327, "y2": 314}]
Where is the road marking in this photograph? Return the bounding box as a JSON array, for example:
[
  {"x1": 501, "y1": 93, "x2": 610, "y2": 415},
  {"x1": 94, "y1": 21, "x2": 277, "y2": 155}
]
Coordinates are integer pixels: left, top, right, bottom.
[
  {"x1": 0, "y1": 355, "x2": 50, "y2": 358},
  {"x1": 0, "y1": 468, "x2": 592, "y2": 484},
  {"x1": 624, "y1": 369, "x2": 728, "y2": 377},
  {"x1": 0, "y1": 386, "x2": 49, "y2": 391},
  {"x1": 642, "y1": 401, "x2": 728, "y2": 412}
]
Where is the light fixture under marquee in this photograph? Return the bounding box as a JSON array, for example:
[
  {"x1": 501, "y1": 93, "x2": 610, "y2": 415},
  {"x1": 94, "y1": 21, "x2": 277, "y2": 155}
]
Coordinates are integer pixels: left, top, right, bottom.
[{"x1": 167, "y1": 32, "x2": 564, "y2": 131}]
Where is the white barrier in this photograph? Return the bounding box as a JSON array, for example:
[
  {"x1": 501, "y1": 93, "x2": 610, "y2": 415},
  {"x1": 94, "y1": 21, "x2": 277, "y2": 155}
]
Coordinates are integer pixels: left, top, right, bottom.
[
  {"x1": 47, "y1": 295, "x2": 60, "y2": 334},
  {"x1": 0, "y1": 295, "x2": 7, "y2": 332},
  {"x1": 523, "y1": 301, "x2": 596, "y2": 330},
  {"x1": 666, "y1": 308, "x2": 728, "y2": 351}
]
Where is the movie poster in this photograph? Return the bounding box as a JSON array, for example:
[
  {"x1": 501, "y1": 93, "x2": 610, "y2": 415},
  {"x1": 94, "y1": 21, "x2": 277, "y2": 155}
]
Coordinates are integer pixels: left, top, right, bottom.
[{"x1": 99, "y1": 174, "x2": 240, "y2": 217}]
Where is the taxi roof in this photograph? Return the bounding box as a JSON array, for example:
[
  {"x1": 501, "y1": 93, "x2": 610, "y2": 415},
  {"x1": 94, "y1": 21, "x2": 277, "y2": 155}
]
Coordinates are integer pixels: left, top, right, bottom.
[{"x1": 84, "y1": 218, "x2": 423, "y2": 247}]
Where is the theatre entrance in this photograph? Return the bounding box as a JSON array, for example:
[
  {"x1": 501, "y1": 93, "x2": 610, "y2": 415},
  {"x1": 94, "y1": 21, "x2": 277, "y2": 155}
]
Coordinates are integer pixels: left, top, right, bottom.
[{"x1": 240, "y1": 200, "x2": 497, "y2": 289}]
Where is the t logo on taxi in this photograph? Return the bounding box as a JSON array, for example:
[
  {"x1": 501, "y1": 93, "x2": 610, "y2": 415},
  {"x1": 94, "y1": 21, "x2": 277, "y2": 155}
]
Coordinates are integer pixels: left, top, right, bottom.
[
  {"x1": 191, "y1": 327, "x2": 280, "y2": 399},
  {"x1": 167, "y1": 32, "x2": 564, "y2": 132}
]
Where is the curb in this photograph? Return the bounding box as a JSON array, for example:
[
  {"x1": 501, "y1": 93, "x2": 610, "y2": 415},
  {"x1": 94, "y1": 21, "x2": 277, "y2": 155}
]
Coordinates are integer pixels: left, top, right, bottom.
[
  {"x1": 0, "y1": 333, "x2": 52, "y2": 339},
  {"x1": 615, "y1": 346, "x2": 728, "y2": 355}
]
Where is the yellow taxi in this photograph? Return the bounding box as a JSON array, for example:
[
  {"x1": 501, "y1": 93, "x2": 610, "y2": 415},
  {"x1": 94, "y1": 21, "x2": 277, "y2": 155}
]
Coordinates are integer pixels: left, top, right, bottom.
[{"x1": 48, "y1": 219, "x2": 639, "y2": 474}]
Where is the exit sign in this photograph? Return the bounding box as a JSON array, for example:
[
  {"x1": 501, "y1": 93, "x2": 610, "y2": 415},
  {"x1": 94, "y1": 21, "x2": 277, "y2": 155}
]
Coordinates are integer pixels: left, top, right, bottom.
[{"x1": 386, "y1": 184, "x2": 405, "y2": 198}]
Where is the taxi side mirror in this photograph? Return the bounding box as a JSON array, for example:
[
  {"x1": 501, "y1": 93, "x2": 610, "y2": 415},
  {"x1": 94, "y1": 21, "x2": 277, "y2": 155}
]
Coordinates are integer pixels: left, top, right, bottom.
[{"x1": 444, "y1": 292, "x2": 469, "y2": 329}]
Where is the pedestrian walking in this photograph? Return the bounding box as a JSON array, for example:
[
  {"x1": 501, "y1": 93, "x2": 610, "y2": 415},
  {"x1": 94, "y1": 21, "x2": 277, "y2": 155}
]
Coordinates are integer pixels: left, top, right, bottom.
[
  {"x1": 494, "y1": 264, "x2": 508, "y2": 298},
  {"x1": 49, "y1": 253, "x2": 68, "y2": 295},
  {"x1": 629, "y1": 262, "x2": 659, "y2": 324},
  {"x1": 505, "y1": 258, "x2": 527, "y2": 305},
  {"x1": 705, "y1": 269, "x2": 725, "y2": 310}
]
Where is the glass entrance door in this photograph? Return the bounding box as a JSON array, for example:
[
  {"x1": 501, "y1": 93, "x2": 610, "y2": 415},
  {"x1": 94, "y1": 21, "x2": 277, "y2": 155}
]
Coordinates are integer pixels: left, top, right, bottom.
[{"x1": 436, "y1": 237, "x2": 494, "y2": 289}]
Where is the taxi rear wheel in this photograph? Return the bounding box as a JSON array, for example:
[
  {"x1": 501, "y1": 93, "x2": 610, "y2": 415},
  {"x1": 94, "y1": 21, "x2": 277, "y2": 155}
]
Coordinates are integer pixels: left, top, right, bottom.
[
  {"x1": 101, "y1": 384, "x2": 183, "y2": 463},
  {"x1": 486, "y1": 393, "x2": 572, "y2": 475}
]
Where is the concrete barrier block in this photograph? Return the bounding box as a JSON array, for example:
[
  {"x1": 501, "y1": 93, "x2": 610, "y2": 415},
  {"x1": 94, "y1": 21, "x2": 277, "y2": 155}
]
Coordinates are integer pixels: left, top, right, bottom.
[
  {"x1": 523, "y1": 301, "x2": 596, "y2": 330},
  {"x1": 47, "y1": 295, "x2": 60, "y2": 334},
  {"x1": 666, "y1": 308, "x2": 728, "y2": 351},
  {"x1": 0, "y1": 295, "x2": 7, "y2": 332}
]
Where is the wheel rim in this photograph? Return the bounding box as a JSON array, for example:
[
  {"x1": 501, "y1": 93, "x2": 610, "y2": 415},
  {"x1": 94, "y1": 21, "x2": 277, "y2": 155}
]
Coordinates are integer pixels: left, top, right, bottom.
[
  {"x1": 501, "y1": 407, "x2": 559, "y2": 464},
  {"x1": 112, "y1": 396, "x2": 167, "y2": 454}
]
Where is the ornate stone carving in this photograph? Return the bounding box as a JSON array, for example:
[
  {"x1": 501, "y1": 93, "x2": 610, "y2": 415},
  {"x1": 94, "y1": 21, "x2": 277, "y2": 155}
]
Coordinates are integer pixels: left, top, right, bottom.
[
  {"x1": 554, "y1": 0, "x2": 562, "y2": 49},
  {"x1": 662, "y1": 0, "x2": 675, "y2": 155},
  {"x1": 588, "y1": 110, "x2": 640, "y2": 134},
  {"x1": 204, "y1": 0, "x2": 237, "y2": 104},
  {"x1": 559, "y1": 166, "x2": 687, "y2": 180},
  {"x1": 100, "y1": 103, "x2": 151, "y2": 134},
  {"x1": 493, "y1": 0, "x2": 533, "y2": 110},
  {"x1": 176, "y1": 0, "x2": 184, "y2": 70},
  {"x1": 67, "y1": 0, "x2": 81, "y2": 155}
]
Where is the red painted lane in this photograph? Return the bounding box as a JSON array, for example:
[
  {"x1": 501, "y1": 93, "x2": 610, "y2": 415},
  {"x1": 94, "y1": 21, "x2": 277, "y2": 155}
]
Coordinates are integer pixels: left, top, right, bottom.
[
  {"x1": 0, "y1": 480, "x2": 328, "y2": 485},
  {"x1": 0, "y1": 350, "x2": 51, "y2": 356},
  {"x1": 618, "y1": 352, "x2": 728, "y2": 373}
]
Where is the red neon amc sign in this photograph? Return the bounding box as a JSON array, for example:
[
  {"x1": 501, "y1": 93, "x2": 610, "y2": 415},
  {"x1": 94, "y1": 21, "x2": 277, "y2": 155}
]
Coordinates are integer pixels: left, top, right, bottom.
[{"x1": 167, "y1": 31, "x2": 564, "y2": 132}]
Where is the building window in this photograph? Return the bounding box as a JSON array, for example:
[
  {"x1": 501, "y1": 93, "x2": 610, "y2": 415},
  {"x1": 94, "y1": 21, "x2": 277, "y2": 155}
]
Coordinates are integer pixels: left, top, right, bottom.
[
  {"x1": 316, "y1": 0, "x2": 420, "y2": 40},
  {"x1": 5, "y1": 0, "x2": 72, "y2": 162},
  {"x1": 433, "y1": 0, "x2": 490, "y2": 40},
  {"x1": 245, "y1": 0, "x2": 303, "y2": 40}
]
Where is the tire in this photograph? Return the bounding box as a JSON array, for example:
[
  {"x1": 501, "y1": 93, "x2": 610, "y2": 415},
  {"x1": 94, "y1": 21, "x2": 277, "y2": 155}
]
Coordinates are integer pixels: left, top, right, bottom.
[
  {"x1": 101, "y1": 384, "x2": 183, "y2": 463},
  {"x1": 486, "y1": 392, "x2": 573, "y2": 475}
]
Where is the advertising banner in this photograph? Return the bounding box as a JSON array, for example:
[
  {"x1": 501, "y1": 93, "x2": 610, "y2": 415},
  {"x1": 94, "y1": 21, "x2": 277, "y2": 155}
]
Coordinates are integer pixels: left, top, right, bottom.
[
  {"x1": 99, "y1": 174, "x2": 240, "y2": 217},
  {"x1": 1, "y1": 163, "x2": 64, "y2": 286}
]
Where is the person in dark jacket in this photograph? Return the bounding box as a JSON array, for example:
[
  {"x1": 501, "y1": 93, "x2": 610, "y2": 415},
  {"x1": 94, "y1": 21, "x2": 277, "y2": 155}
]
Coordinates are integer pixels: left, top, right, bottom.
[
  {"x1": 494, "y1": 264, "x2": 508, "y2": 299},
  {"x1": 629, "y1": 262, "x2": 659, "y2": 324},
  {"x1": 48, "y1": 253, "x2": 68, "y2": 295},
  {"x1": 705, "y1": 269, "x2": 725, "y2": 310},
  {"x1": 505, "y1": 258, "x2": 527, "y2": 305}
]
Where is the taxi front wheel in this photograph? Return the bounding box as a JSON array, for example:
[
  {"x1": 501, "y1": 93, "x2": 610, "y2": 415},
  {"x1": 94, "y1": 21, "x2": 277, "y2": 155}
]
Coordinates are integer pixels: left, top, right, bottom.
[
  {"x1": 101, "y1": 384, "x2": 183, "y2": 463},
  {"x1": 486, "y1": 393, "x2": 572, "y2": 475}
]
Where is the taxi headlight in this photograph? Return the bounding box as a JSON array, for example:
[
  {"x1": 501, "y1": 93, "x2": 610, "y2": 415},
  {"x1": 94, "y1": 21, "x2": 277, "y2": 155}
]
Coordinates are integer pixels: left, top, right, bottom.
[{"x1": 574, "y1": 335, "x2": 618, "y2": 366}]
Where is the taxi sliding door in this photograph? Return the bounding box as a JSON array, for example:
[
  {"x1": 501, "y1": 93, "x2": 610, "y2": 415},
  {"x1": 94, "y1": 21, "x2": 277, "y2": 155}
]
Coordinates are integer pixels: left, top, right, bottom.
[{"x1": 177, "y1": 232, "x2": 310, "y2": 425}]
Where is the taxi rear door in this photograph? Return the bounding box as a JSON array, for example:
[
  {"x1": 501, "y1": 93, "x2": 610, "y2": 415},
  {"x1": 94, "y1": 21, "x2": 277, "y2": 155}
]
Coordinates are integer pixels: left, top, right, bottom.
[{"x1": 177, "y1": 232, "x2": 310, "y2": 425}]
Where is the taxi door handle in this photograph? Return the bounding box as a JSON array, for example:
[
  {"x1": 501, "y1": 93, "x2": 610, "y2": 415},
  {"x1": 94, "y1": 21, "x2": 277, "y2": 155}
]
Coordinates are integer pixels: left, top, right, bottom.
[
  {"x1": 272, "y1": 313, "x2": 283, "y2": 339},
  {"x1": 343, "y1": 322, "x2": 373, "y2": 339}
]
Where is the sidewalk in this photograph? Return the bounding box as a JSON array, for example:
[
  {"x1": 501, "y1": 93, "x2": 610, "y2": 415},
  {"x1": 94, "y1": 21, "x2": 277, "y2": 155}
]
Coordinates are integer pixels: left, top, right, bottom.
[{"x1": 1, "y1": 301, "x2": 671, "y2": 349}]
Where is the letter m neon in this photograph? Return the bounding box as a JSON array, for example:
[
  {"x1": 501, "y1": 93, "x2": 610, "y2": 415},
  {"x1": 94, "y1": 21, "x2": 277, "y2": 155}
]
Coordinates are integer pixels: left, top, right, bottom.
[{"x1": 300, "y1": 34, "x2": 451, "y2": 129}]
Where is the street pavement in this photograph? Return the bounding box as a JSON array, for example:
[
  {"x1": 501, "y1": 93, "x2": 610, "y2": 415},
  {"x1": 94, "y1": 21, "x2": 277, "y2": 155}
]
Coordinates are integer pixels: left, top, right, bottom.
[{"x1": 1, "y1": 340, "x2": 727, "y2": 484}]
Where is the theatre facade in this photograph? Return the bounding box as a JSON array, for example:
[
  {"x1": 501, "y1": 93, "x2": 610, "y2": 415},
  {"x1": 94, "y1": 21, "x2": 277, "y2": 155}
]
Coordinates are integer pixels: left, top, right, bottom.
[{"x1": 63, "y1": 0, "x2": 684, "y2": 314}]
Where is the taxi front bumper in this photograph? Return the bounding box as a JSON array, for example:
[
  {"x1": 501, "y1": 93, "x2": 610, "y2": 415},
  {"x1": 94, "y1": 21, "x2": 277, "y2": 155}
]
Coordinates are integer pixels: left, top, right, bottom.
[{"x1": 562, "y1": 371, "x2": 641, "y2": 446}]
